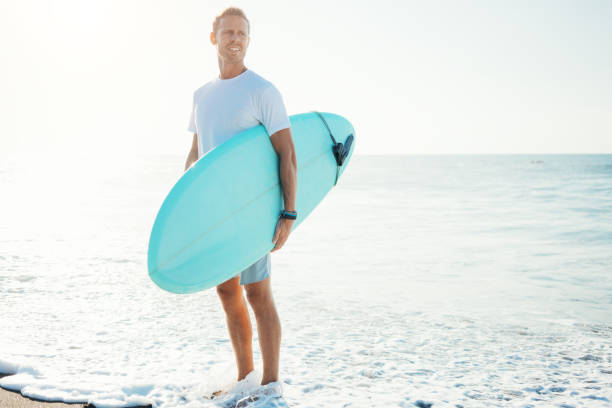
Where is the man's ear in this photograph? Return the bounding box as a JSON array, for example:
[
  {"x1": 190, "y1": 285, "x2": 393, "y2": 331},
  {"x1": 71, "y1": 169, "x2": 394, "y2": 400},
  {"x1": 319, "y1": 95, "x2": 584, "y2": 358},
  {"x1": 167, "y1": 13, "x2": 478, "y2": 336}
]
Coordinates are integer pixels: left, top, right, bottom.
[{"x1": 210, "y1": 31, "x2": 216, "y2": 45}]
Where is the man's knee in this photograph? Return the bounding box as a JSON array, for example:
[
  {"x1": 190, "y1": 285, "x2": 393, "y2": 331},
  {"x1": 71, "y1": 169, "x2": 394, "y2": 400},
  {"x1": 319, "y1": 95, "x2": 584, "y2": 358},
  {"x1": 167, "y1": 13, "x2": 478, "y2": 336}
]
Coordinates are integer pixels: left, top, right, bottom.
[
  {"x1": 245, "y1": 279, "x2": 272, "y2": 309},
  {"x1": 216, "y1": 276, "x2": 242, "y2": 304}
]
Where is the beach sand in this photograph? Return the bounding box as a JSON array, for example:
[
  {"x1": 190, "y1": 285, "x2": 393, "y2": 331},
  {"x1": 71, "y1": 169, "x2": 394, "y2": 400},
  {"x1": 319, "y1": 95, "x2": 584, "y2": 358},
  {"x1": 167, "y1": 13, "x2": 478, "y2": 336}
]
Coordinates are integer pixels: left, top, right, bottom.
[
  {"x1": 0, "y1": 386, "x2": 86, "y2": 408},
  {"x1": 1, "y1": 373, "x2": 83, "y2": 407},
  {"x1": 0, "y1": 374, "x2": 150, "y2": 408},
  {"x1": 0, "y1": 385, "x2": 154, "y2": 408}
]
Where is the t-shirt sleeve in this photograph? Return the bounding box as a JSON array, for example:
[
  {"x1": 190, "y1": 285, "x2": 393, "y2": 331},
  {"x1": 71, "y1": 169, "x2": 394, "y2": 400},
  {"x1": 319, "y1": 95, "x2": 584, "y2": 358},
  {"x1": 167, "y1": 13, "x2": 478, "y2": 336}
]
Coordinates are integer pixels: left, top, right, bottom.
[
  {"x1": 258, "y1": 85, "x2": 291, "y2": 136},
  {"x1": 187, "y1": 92, "x2": 197, "y2": 134}
]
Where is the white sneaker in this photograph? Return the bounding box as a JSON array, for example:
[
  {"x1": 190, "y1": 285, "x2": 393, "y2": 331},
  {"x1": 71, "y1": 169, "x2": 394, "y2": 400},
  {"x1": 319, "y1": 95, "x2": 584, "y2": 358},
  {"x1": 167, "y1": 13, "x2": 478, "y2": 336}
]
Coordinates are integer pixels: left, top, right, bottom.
[
  {"x1": 257, "y1": 381, "x2": 283, "y2": 398},
  {"x1": 234, "y1": 381, "x2": 284, "y2": 407},
  {"x1": 212, "y1": 370, "x2": 261, "y2": 407}
]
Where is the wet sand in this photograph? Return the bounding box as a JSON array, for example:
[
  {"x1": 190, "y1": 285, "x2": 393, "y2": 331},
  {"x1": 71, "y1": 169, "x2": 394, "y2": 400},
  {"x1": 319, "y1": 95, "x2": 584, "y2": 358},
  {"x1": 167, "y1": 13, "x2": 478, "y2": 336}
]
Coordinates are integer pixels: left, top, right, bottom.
[
  {"x1": 0, "y1": 373, "x2": 86, "y2": 408},
  {"x1": 0, "y1": 386, "x2": 154, "y2": 408},
  {"x1": 0, "y1": 374, "x2": 148, "y2": 408},
  {"x1": 0, "y1": 388, "x2": 86, "y2": 407}
]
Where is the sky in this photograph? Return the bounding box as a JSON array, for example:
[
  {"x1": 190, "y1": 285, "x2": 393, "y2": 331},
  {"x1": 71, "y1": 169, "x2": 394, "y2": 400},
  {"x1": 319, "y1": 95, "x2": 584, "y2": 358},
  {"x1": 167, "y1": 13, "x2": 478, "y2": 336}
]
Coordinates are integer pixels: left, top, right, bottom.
[{"x1": 1, "y1": 0, "x2": 611, "y2": 157}]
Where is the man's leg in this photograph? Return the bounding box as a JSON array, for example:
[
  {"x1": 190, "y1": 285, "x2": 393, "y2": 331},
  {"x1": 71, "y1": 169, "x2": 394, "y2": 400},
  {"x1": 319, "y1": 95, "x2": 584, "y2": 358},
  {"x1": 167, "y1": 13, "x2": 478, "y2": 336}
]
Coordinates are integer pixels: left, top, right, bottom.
[
  {"x1": 216, "y1": 276, "x2": 254, "y2": 381},
  {"x1": 245, "y1": 276, "x2": 281, "y2": 385}
]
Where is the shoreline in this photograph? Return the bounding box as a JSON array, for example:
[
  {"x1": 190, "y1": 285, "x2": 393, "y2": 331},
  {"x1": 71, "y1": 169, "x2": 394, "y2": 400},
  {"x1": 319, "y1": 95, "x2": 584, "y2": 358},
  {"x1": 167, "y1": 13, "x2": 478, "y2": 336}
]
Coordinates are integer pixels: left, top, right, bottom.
[
  {"x1": 0, "y1": 388, "x2": 85, "y2": 408},
  {"x1": 0, "y1": 374, "x2": 151, "y2": 408}
]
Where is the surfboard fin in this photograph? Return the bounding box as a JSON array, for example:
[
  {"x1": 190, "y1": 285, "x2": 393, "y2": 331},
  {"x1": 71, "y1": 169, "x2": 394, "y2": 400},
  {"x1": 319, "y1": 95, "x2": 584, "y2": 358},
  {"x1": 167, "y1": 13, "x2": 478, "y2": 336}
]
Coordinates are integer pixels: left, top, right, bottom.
[
  {"x1": 333, "y1": 133, "x2": 353, "y2": 166},
  {"x1": 312, "y1": 111, "x2": 354, "y2": 185}
]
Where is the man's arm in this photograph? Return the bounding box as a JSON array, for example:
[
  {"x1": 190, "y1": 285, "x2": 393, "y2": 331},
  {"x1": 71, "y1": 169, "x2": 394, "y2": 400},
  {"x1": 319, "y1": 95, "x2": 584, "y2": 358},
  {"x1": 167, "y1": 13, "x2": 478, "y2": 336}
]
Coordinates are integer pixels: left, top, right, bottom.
[
  {"x1": 269, "y1": 127, "x2": 297, "y2": 252},
  {"x1": 270, "y1": 127, "x2": 297, "y2": 210},
  {"x1": 184, "y1": 133, "x2": 199, "y2": 172}
]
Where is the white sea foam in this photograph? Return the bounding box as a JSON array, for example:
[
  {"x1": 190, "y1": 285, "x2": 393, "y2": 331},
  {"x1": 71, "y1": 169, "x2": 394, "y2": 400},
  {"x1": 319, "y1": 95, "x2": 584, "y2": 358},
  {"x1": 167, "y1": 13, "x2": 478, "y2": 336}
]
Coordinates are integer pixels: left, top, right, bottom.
[{"x1": 1, "y1": 154, "x2": 611, "y2": 407}]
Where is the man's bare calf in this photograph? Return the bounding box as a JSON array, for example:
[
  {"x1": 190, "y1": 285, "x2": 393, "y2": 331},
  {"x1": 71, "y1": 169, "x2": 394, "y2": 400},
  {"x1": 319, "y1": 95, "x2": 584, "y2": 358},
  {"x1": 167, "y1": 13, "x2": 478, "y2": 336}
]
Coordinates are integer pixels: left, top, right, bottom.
[{"x1": 216, "y1": 276, "x2": 281, "y2": 385}]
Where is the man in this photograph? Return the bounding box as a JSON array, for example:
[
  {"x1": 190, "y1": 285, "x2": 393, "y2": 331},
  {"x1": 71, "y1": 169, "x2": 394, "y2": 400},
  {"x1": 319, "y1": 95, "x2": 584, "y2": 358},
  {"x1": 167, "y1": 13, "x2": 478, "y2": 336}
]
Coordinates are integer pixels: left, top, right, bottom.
[{"x1": 183, "y1": 7, "x2": 297, "y2": 402}]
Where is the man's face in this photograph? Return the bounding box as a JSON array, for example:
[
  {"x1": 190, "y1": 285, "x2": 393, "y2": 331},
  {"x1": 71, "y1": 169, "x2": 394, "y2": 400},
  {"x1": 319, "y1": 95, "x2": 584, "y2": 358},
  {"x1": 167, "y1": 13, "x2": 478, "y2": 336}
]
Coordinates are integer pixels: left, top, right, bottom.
[{"x1": 211, "y1": 15, "x2": 250, "y2": 64}]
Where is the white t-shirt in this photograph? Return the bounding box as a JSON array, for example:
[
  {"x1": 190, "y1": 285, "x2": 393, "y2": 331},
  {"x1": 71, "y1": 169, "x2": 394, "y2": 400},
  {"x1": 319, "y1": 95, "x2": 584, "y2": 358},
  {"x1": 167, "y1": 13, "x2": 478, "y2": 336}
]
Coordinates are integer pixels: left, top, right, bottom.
[{"x1": 188, "y1": 69, "x2": 291, "y2": 158}]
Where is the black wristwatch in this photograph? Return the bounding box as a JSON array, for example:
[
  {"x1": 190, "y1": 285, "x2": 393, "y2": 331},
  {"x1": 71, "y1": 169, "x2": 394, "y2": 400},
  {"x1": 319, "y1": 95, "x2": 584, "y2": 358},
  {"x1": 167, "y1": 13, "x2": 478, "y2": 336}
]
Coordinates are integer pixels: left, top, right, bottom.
[{"x1": 280, "y1": 210, "x2": 297, "y2": 220}]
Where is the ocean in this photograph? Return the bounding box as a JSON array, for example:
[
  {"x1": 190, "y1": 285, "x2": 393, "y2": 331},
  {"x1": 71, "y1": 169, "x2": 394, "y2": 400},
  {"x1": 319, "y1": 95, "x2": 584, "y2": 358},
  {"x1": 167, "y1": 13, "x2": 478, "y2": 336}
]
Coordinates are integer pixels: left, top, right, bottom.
[{"x1": 1, "y1": 154, "x2": 611, "y2": 407}]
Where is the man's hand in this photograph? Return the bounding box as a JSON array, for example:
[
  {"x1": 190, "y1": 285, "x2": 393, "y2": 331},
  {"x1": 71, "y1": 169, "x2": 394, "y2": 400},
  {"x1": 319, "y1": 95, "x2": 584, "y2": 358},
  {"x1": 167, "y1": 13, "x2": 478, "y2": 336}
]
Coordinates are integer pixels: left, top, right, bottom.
[{"x1": 271, "y1": 217, "x2": 294, "y2": 252}]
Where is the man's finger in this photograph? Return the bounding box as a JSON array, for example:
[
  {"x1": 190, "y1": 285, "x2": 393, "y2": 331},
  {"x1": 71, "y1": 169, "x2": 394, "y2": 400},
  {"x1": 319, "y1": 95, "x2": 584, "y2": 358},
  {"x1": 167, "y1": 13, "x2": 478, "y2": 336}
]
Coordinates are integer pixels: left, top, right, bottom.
[
  {"x1": 272, "y1": 219, "x2": 282, "y2": 243},
  {"x1": 275, "y1": 231, "x2": 289, "y2": 250},
  {"x1": 272, "y1": 239, "x2": 284, "y2": 252},
  {"x1": 271, "y1": 237, "x2": 283, "y2": 252},
  {"x1": 271, "y1": 228, "x2": 289, "y2": 252}
]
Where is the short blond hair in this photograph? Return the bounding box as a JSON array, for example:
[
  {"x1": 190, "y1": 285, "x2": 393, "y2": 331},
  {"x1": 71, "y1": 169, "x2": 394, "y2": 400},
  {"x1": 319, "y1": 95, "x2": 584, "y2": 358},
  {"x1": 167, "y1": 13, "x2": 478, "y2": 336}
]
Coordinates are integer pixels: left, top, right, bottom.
[{"x1": 212, "y1": 7, "x2": 250, "y2": 35}]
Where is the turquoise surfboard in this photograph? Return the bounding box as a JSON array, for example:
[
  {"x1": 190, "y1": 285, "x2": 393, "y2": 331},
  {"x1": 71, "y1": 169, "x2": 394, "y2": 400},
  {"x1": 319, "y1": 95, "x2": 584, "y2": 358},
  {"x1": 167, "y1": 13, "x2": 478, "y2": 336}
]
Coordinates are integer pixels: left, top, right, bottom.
[{"x1": 147, "y1": 112, "x2": 355, "y2": 294}]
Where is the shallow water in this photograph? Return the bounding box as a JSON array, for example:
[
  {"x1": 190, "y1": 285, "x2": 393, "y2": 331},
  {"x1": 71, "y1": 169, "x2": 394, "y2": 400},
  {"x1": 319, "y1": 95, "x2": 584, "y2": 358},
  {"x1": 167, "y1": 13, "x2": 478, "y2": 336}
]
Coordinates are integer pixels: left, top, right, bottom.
[{"x1": 1, "y1": 154, "x2": 611, "y2": 407}]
